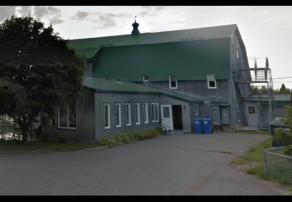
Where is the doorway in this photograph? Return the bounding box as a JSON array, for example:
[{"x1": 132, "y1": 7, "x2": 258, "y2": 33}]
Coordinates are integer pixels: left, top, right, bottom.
[
  {"x1": 172, "y1": 105, "x2": 183, "y2": 130},
  {"x1": 246, "y1": 104, "x2": 258, "y2": 127}
]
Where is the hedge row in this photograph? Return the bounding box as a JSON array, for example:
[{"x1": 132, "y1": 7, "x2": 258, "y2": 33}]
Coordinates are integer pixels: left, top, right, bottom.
[{"x1": 97, "y1": 127, "x2": 163, "y2": 148}]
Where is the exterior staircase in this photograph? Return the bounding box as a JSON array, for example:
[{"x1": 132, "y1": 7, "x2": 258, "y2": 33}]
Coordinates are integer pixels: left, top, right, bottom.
[
  {"x1": 233, "y1": 57, "x2": 275, "y2": 130},
  {"x1": 258, "y1": 99, "x2": 270, "y2": 130}
]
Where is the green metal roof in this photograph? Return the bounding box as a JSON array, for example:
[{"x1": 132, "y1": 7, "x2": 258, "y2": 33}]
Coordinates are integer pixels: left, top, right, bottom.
[
  {"x1": 68, "y1": 24, "x2": 237, "y2": 59},
  {"x1": 74, "y1": 47, "x2": 101, "y2": 59},
  {"x1": 82, "y1": 78, "x2": 202, "y2": 103},
  {"x1": 90, "y1": 38, "x2": 230, "y2": 82},
  {"x1": 210, "y1": 101, "x2": 230, "y2": 106}
]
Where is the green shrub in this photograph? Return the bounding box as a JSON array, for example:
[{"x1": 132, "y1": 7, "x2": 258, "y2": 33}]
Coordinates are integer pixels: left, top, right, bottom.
[
  {"x1": 97, "y1": 136, "x2": 117, "y2": 147},
  {"x1": 273, "y1": 128, "x2": 292, "y2": 146},
  {"x1": 284, "y1": 145, "x2": 292, "y2": 156},
  {"x1": 114, "y1": 134, "x2": 124, "y2": 144},
  {"x1": 120, "y1": 133, "x2": 134, "y2": 143},
  {"x1": 155, "y1": 126, "x2": 163, "y2": 134}
]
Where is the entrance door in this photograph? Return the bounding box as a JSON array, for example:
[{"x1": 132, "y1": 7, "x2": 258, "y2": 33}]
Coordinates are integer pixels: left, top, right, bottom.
[
  {"x1": 246, "y1": 104, "x2": 258, "y2": 126},
  {"x1": 161, "y1": 105, "x2": 174, "y2": 130},
  {"x1": 212, "y1": 106, "x2": 221, "y2": 126}
]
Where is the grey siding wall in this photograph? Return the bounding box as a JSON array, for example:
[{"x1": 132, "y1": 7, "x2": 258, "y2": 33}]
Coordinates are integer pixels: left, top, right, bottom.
[
  {"x1": 84, "y1": 62, "x2": 92, "y2": 77},
  {"x1": 141, "y1": 79, "x2": 235, "y2": 127},
  {"x1": 52, "y1": 87, "x2": 95, "y2": 143},
  {"x1": 94, "y1": 92, "x2": 161, "y2": 141}
]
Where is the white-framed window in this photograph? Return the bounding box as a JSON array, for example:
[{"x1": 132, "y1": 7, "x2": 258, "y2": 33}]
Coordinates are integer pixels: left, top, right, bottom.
[
  {"x1": 207, "y1": 73, "x2": 217, "y2": 89},
  {"x1": 125, "y1": 103, "x2": 131, "y2": 126},
  {"x1": 151, "y1": 103, "x2": 159, "y2": 122},
  {"x1": 58, "y1": 105, "x2": 77, "y2": 129},
  {"x1": 143, "y1": 103, "x2": 149, "y2": 124},
  {"x1": 169, "y1": 75, "x2": 177, "y2": 89},
  {"x1": 194, "y1": 104, "x2": 199, "y2": 116},
  {"x1": 143, "y1": 76, "x2": 149, "y2": 82},
  {"x1": 135, "y1": 103, "x2": 140, "y2": 125},
  {"x1": 115, "y1": 103, "x2": 121, "y2": 128},
  {"x1": 104, "y1": 103, "x2": 110, "y2": 129},
  {"x1": 236, "y1": 47, "x2": 239, "y2": 59}
]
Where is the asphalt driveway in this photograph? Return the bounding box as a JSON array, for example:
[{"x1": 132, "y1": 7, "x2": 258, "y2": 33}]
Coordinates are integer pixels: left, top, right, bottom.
[{"x1": 0, "y1": 131, "x2": 284, "y2": 195}]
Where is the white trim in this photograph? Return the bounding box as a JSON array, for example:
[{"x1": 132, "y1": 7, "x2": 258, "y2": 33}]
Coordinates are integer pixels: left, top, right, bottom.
[
  {"x1": 207, "y1": 73, "x2": 217, "y2": 89},
  {"x1": 115, "y1": 103, "x2": 121, "y2": 128},
  {"x1": 169, "y1": 75, "x2": 178, "y2": 89},
  {"x1": 135, "y1": 103, "x2": 140, "y2": 125},
  {"x1": 58, "y1": 105, "x2": 77, "y2": 130},
  {"x1": 125, "y1": 103, "x2": 131, "y2": 126},
  {"x1": 104, "y1": 103, "x2": 110, "y2": 129},
  {"x1": 151, "y1": 103, "x2": 159, "y2": 122},
  {"x1": 143, "y1": 75, "x2": 149, "y2": 82},
  {"x1": 143, "y1": 103, "x2": 149, "y2": 124}
]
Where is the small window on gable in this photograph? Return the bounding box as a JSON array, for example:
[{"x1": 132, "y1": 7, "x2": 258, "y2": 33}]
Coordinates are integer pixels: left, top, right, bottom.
[
  {"x1": 143, "y1": 76, "x2": 149, "y2": 82},
  {"x1": 236, "y1": 48, "x2": 239, "y2": 59},
  {"x1": 207, "y1": 74, "x2": 216, "y2": 89},
  {"x1": 169, "y1": 75, "x2": 177, "y2": 89}
]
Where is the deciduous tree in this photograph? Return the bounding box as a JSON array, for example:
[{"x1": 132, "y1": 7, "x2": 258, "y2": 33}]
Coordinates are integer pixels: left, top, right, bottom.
[{"x1": 0, "y1": 15, "x2": 86, "y2": 143}]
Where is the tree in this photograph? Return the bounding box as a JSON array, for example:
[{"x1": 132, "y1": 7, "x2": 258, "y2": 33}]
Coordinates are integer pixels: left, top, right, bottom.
[
  {"x1": 0, "y1": 15, "x2": 86, "y2": 143},
  {"x1": 273, "y1": 105, "x2": 292, "y2": 155}
]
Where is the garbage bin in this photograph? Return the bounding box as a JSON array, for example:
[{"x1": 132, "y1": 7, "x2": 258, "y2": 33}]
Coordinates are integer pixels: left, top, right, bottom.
[
  {"x1": 269, "y1": 117, "x2": 289, "y2": 147},
  {"x1": 193, "y1": 118, "x2": 203, "y2": 134},
  {"x1": 202, "y1": 118, "x2": 212, "y2": 134}
]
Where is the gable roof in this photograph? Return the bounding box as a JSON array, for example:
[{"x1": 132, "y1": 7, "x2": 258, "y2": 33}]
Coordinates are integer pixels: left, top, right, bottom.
[
  {"x1": 68, "y1": 24, "x2": 237, "y2": 59},
  {"x1": 82, "y1": 78, "x2": 202, "y2": 103}
]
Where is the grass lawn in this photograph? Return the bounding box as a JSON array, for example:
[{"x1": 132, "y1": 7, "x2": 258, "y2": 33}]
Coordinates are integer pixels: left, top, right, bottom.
[
  {"x1": 225, "y1": 129, "x2": 271, "y2": 135},
  {"x1": 229, "y1": 130, "x2": 292, "y2": 193},
  {"x1": 0, "y1": 139, "x2": 105, "y2": 152}
]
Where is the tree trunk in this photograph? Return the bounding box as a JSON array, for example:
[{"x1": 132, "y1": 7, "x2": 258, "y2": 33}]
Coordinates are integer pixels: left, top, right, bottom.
[{"x1": 21, "y1": 127, "x2": 28, "y2": 143}]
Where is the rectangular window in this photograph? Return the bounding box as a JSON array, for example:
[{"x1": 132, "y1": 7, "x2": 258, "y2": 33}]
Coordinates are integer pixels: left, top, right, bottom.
[
  {"x1": 207, "y1": 74, "x2": 217, "y2": 89},
  {"x1": 143, "y1": 103, "x2": 148, "y2": 124},
  {"x1": 58, "y1": 105, "x2": 77, "y2": 129},
  {"x1": 135, "y1": 103, "x2": 140, "y2": 125},
  {"x1": 151, "y1": 103, "x2": 159, "y2": 122},
  {"x1": 115, "y1": 103, "x2": 121, "y2": 128},
  {"x1": 143, "y1": 76, "x2": 149, "y2": 82},
  {"x1": 248, "y1": 106, "x2": 255, "y2": 114},
  {"x1": 125, "y1": 103, "x2": 131, "y2": 126},
  {"x1": 169, "y1": 75, "x2": 177, "y2": 89},
  {"x1": 236, "y1": 48, "x2": 239, "y2": 59},
  {"x1": 104, "y1": 103, "x2": 110, "y2": 129}
]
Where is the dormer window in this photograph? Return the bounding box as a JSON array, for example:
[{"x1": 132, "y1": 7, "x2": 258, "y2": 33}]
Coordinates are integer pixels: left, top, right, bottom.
[
  {"x1": 169, "y1": 75, "x2": 177, "y2": 89},
  {"x1": 207, "y1": 74, "x2": 216, "y2": 89},
  {"x1": 143, "y1": 76, "x2": 149, "y2": 82}
]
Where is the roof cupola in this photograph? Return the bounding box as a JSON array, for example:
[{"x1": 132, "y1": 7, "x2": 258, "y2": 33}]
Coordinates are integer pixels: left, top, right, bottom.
[{"x1": 131, "y1": 16, "x2": 140, "y2": 36}]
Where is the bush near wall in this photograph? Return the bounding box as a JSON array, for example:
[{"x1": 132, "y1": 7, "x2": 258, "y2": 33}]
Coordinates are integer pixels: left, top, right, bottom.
[{"x1": 97, "y1": 127, "x2": 162, "y2": 148}]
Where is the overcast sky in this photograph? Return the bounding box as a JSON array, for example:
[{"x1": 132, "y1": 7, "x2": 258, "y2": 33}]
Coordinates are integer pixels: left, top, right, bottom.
[{"x1": 1, "y1": 6, "x2": 292, "y2": 89}]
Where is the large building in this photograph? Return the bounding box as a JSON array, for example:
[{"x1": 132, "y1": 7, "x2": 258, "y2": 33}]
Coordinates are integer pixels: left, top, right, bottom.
[{"x1": 46, "y1": 20, "x2": 279, "y2": 143}]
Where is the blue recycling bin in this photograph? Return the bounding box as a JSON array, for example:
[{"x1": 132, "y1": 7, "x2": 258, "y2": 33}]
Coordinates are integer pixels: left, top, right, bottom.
[
  {"x1": 193, "y1": 118, "x2": 203, "y2": 134},
  {"x1": 202, "y1": 118, "x2": 212, "y2": 134}
]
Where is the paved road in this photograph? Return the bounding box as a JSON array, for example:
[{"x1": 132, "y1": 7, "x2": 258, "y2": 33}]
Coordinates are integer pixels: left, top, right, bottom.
[{"x1": 0, "y1": 131, "x2": 283, "y2": 195}]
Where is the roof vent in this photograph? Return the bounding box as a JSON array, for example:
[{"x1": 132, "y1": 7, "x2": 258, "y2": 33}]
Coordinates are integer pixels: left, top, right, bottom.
[{"x1": 131, "y1": 16, "x2": 140, "y2": 36}]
